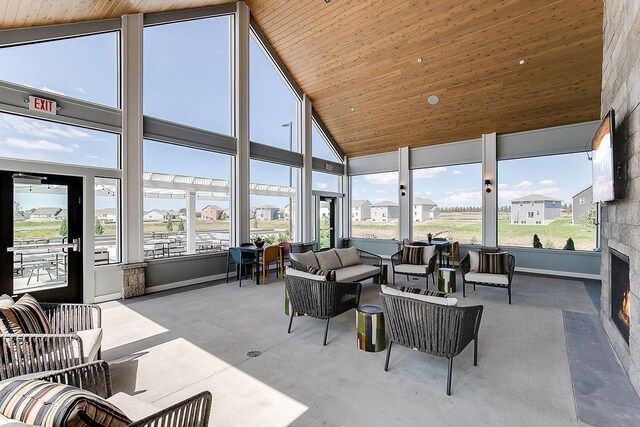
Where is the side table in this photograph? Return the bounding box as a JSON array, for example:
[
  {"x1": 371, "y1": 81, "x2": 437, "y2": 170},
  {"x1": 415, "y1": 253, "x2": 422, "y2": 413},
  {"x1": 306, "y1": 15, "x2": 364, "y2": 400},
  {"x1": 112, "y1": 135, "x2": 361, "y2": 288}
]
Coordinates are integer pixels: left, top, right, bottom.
[
  {"x1": 373, "y1": 264, "x2": 388, "y2": 285},
  {"x1": 356, "y1": 305, "x2": 386, "y2": 352},
  {"x1": 438, "y1": 268, "x2": 456, "y2": 293}
]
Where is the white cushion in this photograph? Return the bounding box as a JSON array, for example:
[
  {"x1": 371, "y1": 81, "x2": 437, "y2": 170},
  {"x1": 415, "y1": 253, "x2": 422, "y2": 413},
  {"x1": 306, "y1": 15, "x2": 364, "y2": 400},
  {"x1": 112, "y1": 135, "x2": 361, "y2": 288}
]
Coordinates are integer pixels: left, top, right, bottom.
[
  {"x1": 334, "y1": 264, "x2": 380, "y2": 282},
  {"x1": 381, "y1": 284, "x2": 458, "y2": 306},
  {"x1": 314, "y1": 249, "x2": 343, "y2": 270},
  {"x1": 421, "y1": 245, "x2": 436, "y2": 265},
  {"x1": 469, "y1": 251, "x2": 479, "y2": 272},
  {"x1": 465, "y1": 272, "x2": 509, "y2": 285},
  {"x1": 0, "y1": 295, "x2": 14, "y2": 308},
  {"x1": 285, "y1": 267, "x2": 326, "y2": 281},
  {"x1": 290, "y1": 251, "x2": 319, "y2": 269},
  {"x1": 0, "y1": 413, "x2": 34, "y2": 426},
  {"x1": 75, "y1": 328, "x2": 103, "y2": 363},
  {"x1": 334, "y1": 247, "x2": 361, "y2": 267},
  {"x1": 107, "y1": 392, "x2": 159, "y2": 421},
  {"x1": 394, "y1": 264, "x2": 429, "y2": 275}
]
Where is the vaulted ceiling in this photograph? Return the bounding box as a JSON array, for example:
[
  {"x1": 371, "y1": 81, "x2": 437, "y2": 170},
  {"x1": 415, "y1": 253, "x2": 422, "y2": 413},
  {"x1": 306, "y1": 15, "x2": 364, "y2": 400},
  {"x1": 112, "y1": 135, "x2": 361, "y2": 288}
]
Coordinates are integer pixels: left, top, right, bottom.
[{"x1": 0, "y1": 0, "x2": 603, "y2": 157}]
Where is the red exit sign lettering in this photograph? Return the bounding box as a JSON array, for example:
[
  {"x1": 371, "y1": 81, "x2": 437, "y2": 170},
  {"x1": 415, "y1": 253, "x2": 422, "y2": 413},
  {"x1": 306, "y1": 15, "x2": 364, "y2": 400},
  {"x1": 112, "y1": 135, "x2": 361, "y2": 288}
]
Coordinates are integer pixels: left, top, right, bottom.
[{"x1": 28, "y1": 96, "x2": 57, "y2": 115}]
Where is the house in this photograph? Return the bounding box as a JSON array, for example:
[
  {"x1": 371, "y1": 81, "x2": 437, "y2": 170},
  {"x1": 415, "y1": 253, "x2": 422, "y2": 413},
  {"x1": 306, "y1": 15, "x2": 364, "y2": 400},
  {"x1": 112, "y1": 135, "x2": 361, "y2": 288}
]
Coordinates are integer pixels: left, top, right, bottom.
[
  {"x1": 370, "y1": 201, "x2": 399, "y2": 223},
  {"x1": 143, "y1": 209, "x2": 166, "y2": 221},
  {"x1": 95, "y1": 208, "x2": 117, "y2": 222},
  {"x1": 413, "y1": 197, "x2": 440, "y2": 221},
  {"x1": 30, "y1": 207, "x2": 62, "y2": 220},
  {"x1": 510, "y1": 194, "x2": 562, "y2": 225},
  {"x1": 255, "y1": 205, "x2": 280, "y2": 221},
  {"x1": 55, "y1": 209, "x2": 68, "y2": 220},
  {"x1": 572, "y1": 186, "x2": 593, "y2": 224},
  {"x1": 351, "y1": 200, "x2": 371, "y2": 221},
  {"x1": 201, "y1": 205, "x2": 225, "y2": 220}
]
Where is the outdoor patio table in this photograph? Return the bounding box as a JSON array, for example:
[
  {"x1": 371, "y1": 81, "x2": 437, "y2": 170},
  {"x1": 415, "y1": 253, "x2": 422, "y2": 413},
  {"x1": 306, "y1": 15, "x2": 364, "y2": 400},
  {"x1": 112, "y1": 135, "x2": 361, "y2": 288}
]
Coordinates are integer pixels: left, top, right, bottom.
[{"x1": 237, "y1": 245, "x2": 264, "y2": 285}]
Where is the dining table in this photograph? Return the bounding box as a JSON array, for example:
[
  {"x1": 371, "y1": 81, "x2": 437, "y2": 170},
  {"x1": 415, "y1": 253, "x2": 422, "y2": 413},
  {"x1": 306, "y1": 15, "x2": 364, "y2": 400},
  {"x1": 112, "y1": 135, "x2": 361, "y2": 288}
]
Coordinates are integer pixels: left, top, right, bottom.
[{"x1": 237, "y1": 245, "x2": 265, "y2": 285}]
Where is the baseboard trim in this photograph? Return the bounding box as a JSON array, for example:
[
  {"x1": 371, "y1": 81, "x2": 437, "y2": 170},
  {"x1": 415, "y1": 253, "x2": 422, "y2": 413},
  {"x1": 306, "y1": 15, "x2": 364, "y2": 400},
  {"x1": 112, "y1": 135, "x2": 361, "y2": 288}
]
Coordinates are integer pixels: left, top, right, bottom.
[
  {"x1": 94, "y1": 292, "x2": 122, "y2": 303},
  {"x1": 515, "y1": 267, "x2": 601, "y2": 281},
  {"x1": 145, "y1": 272, "x2": 231, "y2": 294}
]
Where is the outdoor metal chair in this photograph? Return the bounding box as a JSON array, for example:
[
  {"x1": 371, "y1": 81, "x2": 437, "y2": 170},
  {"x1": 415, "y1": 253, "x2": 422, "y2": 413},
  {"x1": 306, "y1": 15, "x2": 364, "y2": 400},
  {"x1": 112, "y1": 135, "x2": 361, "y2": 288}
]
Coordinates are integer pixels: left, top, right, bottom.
[{"x1": 226, "y1": 247, "x2": 257, "y2": 287}]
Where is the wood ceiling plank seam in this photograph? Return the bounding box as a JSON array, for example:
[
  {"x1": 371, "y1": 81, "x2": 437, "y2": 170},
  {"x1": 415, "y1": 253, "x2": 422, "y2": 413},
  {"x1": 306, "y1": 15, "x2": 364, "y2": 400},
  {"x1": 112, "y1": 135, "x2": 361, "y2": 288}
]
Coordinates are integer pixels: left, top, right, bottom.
[
  {"x1": 3, "y1": 0, "x2": 23, "y2": 28},
  {"x1": 33, "y1": 0, "x2": 55, "y2": 25},
  {"x1": 0, "y1": 1, "x2": 11, "y2": 29}
]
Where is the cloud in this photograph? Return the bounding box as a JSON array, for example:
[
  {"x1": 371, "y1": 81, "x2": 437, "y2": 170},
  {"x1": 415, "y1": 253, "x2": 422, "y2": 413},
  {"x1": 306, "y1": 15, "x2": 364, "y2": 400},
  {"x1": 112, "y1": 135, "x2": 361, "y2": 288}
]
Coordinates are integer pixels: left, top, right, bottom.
[
  {"x1": 0, "y1": 115, "x2": 92, "y2": 140},
  {"x1": 40, "y1": 86, "x2": 66, "y2": 96},
  {"x1": 66, "y1": 84, "x2": 86, "y2": 94},
  {"x1": 445, "y1": 191, "x2": 454, "y2": 194},
  {"x1": 316, "y1": 183, "x2": 328, "y2": 190},
  {"x1": 3, "y1": 137, "x2": 75, "y2": 153},
  {"x1": 514, "y1": 180, "x2": 532, "y2": 189},
  {"x1": 539, "y1": 179, "x2": 556, "y2": 186},
  {"x1": 452, "y1": 170, "x2": 462, "y2": 175},
  {"x1": 443, "y1": 191, "x2": 482, "y2": 206},
  {"x1": 363, "y1": 172, "x2": 397, "y2": 185},
  {"x1": 413, "y1": 167, "x2": 447, "y2": 179}
]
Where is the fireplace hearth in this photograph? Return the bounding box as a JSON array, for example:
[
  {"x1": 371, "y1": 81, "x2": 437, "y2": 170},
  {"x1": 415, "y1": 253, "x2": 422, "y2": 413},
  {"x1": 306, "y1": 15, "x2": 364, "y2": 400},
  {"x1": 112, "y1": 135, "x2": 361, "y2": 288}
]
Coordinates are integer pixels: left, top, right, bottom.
[{"x1": 611, "y1": 248, "x2": 630, "y2": 344}]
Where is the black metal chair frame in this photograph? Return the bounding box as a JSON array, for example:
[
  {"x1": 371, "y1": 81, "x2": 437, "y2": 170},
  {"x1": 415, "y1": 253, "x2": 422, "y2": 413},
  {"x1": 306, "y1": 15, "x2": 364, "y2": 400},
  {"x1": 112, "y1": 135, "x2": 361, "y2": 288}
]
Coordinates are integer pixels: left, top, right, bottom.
[
  {"x1": 390, "y1": 246, "x2": 438, "y2": 289},
  {"x1": 284, "y1": 275, "x2": 362, "y2": 346},
  {"x1": 379, "y1": 292, "x2": 483, "y2": 395},
  {"x1": 461, "y1": 253, "x2": 516, "y2": 304},
  {"x1": 225, "y1": 248, "x2": 258, "y2": 287}
]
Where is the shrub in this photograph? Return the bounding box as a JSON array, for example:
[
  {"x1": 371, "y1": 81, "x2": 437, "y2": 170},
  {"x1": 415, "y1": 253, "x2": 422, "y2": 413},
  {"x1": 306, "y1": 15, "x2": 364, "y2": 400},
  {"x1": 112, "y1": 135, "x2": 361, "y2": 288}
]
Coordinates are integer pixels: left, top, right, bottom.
[
  {"x1": 95, "y1": 218, "x2": 104, "y2": 235},
  {"x1": 59, "y1": 218, "x2": 68, "y2": 237},
  {"x1": 563, "y1": 238, "x2": 575, "y2": 250},
  {"x1": 532, "y1": 234, "x2": 542, "y2": 248},
  {"x1": 544, "y1": 238, "x2": 555, "y2": 249},
  {"x1": 166, "y1": 218, "x2": 173, "y2": 232},
  {"x1": 178, "y1": 219, "x2": 185, "y2": 232}
]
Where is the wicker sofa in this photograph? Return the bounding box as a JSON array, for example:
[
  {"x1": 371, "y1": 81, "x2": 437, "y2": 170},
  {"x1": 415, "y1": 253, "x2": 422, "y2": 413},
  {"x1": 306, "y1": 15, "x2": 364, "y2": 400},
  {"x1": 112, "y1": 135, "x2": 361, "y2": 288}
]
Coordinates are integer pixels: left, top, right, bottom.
[
  {"x1": 461, "y1": 252, "x2": 516, "y2": 304},
  {"x1": 0, "y1": 301, "x2": 102, "y2": 380},
  {"x1": 289, "y1": 247, "x2": 382, "y2": 282},
  {"x1": 0, "y1": 361, "x2": 212, "y2": 426}
]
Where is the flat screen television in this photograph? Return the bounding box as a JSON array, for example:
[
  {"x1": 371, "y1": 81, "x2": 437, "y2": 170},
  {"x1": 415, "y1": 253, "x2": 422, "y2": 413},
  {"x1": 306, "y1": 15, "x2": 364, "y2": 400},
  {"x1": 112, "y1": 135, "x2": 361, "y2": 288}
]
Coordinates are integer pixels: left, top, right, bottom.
[{"x1": 592, "y1": 109, "x2": 615, "y2": 202}]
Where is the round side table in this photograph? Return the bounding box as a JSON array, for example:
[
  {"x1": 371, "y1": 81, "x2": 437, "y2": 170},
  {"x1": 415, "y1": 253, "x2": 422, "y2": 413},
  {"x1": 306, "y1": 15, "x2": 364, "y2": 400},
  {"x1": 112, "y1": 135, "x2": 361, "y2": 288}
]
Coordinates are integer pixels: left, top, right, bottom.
[
  {"x1": 438, "y1": 268, "x2": 457, "y2": 293},
  {"x1": 356, "y1": 305, "x2": 386, "y2": 352}
]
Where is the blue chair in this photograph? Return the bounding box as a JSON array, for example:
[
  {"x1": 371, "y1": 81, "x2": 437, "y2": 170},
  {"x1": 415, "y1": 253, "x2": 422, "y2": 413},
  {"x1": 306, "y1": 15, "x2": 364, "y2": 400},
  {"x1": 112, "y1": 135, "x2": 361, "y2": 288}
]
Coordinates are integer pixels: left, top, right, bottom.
[{"x1": 226, "y1": 247, "x2": 258, "y2": 287}]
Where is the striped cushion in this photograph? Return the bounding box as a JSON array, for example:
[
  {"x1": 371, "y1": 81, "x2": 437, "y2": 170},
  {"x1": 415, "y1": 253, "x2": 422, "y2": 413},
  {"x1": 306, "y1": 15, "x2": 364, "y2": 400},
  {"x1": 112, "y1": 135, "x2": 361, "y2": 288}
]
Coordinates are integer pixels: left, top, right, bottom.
[
  {"x1": 395, "y1": 285, "x2": 448, "y2": 298},
  {"x1": 401, "y1": 246, "x2": 424, "y2": 265},
  {"x1": 478, "y1": 252, "x2": 509, "y2": 274},
  {"x1": 307, "y1": 266, "x2": 337, "y2": 281},
  {"x1": 0, "y1": 294, "x2": 51, "y2": 334},
  {"x1": 0, "y1": 379, "x2": 131, "y2": 427}
]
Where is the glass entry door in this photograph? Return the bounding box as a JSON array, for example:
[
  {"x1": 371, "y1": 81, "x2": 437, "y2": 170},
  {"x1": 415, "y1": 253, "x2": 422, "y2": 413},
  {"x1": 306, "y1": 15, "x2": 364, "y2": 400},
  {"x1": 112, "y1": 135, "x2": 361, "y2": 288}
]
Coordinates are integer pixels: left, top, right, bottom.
[
  {"x1": 0, "y1": 171, "x2": 83, "y2": 303},
  {"x1": 318, "y1": 197, "x2": 336, "y2": 249}
]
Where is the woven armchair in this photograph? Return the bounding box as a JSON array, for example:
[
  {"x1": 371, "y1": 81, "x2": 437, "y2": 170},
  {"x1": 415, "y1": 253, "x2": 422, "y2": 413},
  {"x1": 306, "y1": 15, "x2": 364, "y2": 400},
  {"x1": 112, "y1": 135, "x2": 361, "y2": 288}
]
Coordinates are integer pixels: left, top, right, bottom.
[
  {"x1": 461, "y1": 253, "x2": 516, "y2": 304},
  {"x1": 35, "y1": 361, "x2": 212, "y2": 427},
  {"x1": 284, "y1": 275, "x2": 362, "y2": 346},
  {"x1": 380, "y1": 292, "x2": 483, "y2": 395},
  {"x1": 390, "y1": 249, "x2": 438, "y2": 288},
  {"x1": 0, "y1": 302, "x2": 101, "y2": 380}
]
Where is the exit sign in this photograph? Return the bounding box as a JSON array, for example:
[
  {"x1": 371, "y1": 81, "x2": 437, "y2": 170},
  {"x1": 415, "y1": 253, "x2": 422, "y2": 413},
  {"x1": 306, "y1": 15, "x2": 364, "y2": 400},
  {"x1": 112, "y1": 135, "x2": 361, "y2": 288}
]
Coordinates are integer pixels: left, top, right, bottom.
[{"x1": 28, "y1": 96, "x2": 57, "y2": 115}]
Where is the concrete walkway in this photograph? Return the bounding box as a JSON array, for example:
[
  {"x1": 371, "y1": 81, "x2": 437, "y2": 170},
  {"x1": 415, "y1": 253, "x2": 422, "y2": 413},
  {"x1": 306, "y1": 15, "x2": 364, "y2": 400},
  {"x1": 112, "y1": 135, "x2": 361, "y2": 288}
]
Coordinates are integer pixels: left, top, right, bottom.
[{"x1": 101, "y1": 272, "x2": 599, "y2": 426}]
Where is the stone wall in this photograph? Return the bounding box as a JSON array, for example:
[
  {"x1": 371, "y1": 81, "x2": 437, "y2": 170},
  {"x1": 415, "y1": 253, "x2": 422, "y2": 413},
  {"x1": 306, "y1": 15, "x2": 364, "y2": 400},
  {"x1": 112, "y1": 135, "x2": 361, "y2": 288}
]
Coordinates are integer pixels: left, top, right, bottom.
[{"x1": 600, "y1": 0, "x2": 640, "y2": 393}]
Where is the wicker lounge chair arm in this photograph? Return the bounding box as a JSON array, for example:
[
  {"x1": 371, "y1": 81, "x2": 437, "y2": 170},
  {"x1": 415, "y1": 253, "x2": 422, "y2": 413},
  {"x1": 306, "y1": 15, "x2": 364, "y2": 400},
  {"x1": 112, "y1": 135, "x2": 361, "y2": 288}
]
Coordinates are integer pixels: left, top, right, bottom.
[
  {"x1": 34, "y1": 360, "x2": 111, "y2": 398},
  {"x1": 41, "y1": 303, "x2": 102, "y2": 333},
  {"x1": 130, "y1": 391, "x2": 212, "y2": 427}
]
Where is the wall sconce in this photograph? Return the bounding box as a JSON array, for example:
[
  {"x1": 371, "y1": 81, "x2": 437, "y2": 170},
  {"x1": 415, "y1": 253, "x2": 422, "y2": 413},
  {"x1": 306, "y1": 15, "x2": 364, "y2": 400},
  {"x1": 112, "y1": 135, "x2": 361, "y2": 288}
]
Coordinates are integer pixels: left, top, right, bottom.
[
  {"x1": 485, "y1": 179, "x2": 492, "y2": 193},
  {"x1": 400, "y1": 184, "x2": 406, "y2": 197}
]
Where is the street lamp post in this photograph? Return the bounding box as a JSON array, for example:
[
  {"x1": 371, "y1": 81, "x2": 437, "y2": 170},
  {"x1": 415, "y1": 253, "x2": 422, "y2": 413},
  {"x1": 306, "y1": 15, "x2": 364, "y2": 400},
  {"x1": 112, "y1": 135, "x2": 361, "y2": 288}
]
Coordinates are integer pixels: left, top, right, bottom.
[{"x1": 282, "y1": 122, "x2": 293, "y2": 239}]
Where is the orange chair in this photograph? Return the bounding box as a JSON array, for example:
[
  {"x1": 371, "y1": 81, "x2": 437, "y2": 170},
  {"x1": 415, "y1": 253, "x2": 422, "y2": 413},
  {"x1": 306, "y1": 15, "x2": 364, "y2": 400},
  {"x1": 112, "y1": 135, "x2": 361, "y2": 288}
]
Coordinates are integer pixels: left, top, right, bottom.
[
  {"x1": 442, "y1": 241, "x2": 461, "y2": 271},
  {"x1": 262, "y1": 245, "x2": 281, "y2": 284},
  {"x1": 279, "y1": 242, "x2": 292, "y2": 277}
]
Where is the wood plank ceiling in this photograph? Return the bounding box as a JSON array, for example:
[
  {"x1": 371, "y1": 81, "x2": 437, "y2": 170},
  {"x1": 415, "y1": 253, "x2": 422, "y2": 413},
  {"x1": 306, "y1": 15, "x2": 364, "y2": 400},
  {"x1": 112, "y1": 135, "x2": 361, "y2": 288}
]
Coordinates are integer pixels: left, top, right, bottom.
[{"x1": 0, "y1": 0, "x2": 603, "y2": 158}]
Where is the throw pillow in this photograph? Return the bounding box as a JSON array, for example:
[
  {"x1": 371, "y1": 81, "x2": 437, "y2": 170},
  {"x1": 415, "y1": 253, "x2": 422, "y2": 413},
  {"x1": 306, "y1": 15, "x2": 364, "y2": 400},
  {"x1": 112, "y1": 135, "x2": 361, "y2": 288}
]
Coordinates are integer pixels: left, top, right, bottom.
[
  {"x1": 0, "y1": 379, "x2": 131, "y2": 427},
  {"x1": 285, "y1": 267, "x2": 327, "y2": 281},
  {"x1": 421, "y1": 245, "x2": 436, "y2": 265},
  {"x1": 381, "y1": 284, "x2": 458, "y2": 306},
  {"x1": 0, "y1": 295, "x2": 14, "y2": 308},
  {"x1": 307, "y1": 266, "x2": 337, "y2": 281},
  {"x1": 0, "y1": 293, "x2": 51, "y2": 334},
  {"x1": 401, "y1": 246, "x2": 424, "y2": 265},
  {"x1": 334, "y1": 247, "x2": 361, "y2": 267},
  {"x1": 395, "y1": 285, "x2": 447, "y2": 298},
  {"x1": 315, "y1": 249, "x2": 343, "y2": 270},
  {"x1": 290, "y1": 251, "x2": 319, "y2": 269},
  {"x1": 478, "y1": 252, "x2": 509, "y2": 274},
  {"x1": 469, "y1": 250, "x2": 480, "y2": 272}
]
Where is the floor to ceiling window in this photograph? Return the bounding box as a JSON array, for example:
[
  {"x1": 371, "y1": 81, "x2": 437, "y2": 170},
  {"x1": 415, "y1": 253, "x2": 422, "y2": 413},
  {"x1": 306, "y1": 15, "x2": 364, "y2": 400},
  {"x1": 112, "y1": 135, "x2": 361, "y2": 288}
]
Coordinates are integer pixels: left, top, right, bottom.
[{"x1": 351, "y1": 172, "x2": 398, "y2": 239}]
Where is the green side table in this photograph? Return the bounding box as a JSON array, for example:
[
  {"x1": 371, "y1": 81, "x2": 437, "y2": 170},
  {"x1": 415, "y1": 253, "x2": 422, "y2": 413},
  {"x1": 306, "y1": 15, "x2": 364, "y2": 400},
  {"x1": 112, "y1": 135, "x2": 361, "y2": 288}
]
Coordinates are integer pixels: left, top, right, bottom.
[
  {"x1": 438, "y1": 268, "x2": 457, "y2": 293},
  {"x1": 356, "y1": 305, "x2": 386, "y2": 352},
  {"x1": 373, "y1": 264, "x2": 388, "y2": 285}
]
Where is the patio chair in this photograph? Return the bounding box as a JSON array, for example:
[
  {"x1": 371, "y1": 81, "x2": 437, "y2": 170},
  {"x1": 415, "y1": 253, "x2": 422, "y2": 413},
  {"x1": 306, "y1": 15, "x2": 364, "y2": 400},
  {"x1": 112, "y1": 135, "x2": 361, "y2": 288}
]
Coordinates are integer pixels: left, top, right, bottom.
[
  {"x1": 279, "y1": 242, "x2": 292, "y2": 276},
  {"x1": 30, "y1": 361, "x2": 212, "y2": 427},
  {"x1": 1, "y1": 301, "x2": 102, "y2": 380},
  {"x1": 380, "y1": 292, "x2": 483, "y2": 395},
  {"x1": 261, "y1": 245, "x2": 280, "y2": 284},
  {"x1": 391, "y1": 244, "x2": 438, "y2": 288},
  {"x1": 226, "y1": 247, "x2": 257, "y2": 287},
  {"x1": 284, "y1": 274, "x2": 362, "y2": 346}
]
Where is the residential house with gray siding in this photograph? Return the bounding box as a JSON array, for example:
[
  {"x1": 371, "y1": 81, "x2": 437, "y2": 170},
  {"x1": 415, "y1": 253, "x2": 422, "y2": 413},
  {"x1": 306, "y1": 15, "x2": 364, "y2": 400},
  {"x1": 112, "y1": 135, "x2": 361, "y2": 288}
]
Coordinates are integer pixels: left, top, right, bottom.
[
  {"x1": 413, "y1": 197, "x2": 440, "y2": 221},
  {"x1": 371, "y1": 201, "x2": 399, "y2": 222},
  {"x1": 572, "y1": 186, "x2": 593, "y2": 224},
  {"x1": 351, "y1": 200, "x2": 371, "y2": 221},
  {"x1": 510, "y1": 194, "x2": 562, "y2": 225}
]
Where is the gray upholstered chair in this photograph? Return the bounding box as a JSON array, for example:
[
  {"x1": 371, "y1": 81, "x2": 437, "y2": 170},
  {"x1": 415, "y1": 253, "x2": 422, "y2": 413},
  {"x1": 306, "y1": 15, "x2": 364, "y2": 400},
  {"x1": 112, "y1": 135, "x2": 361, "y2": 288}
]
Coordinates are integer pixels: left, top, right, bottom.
[
  {"x1": 390, "y1": 244, "x2": 438, "y2": 288},
  {"x1": 32, "y1": 361, "x2": 212, "y2": 427},
  {"x1": 380, "y1": 292, "x2": 483, "y2": 395},
  {"x1": 1, "y1": 302, "x2": 102, "y2": 380}
]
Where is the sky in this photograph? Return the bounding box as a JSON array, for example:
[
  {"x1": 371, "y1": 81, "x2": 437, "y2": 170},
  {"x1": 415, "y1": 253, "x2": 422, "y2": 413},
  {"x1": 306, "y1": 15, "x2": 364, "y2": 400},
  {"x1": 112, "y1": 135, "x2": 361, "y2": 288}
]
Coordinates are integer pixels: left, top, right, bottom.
[{"x1": 0, "y1": 16, "x2": 340, "y2": 214}]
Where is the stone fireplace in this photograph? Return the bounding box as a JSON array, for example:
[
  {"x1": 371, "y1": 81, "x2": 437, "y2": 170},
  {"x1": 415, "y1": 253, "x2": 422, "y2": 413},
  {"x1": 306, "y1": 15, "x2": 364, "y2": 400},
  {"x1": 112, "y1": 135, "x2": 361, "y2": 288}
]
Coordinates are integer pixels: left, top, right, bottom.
[{"x1": 610, "y1": 248, "x2": 630, "y2": 344}]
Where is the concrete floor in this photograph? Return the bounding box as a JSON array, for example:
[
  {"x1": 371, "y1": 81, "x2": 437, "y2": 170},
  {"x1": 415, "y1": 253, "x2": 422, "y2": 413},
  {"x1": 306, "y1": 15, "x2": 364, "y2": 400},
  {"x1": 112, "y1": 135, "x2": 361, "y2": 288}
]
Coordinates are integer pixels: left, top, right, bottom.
[{"x1": 101, "y1": 271, "x2": 599, "y2": 426}]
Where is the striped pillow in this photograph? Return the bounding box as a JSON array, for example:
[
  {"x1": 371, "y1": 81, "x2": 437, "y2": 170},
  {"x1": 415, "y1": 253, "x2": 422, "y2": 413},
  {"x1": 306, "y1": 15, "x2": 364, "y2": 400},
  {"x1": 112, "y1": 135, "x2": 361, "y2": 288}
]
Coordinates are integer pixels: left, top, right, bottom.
[
  {"x1": 307, "y1": 266, "x2": 337, "y2": 281},
  {"x1": 0, "y1": 293, "x2": 51, "y2": 334},
  {"x1": 395, "y1": 285, "x2": 448, "y2": 298},
  {"x1": 478, "y1": 252, "x2": 509, "y2": 274},
  {"x1": 401, "y1": 246, "x2": 424, "y2": 265},
  {"x1": 0, "y1": 379, "x2": 131, "y2": 427}
]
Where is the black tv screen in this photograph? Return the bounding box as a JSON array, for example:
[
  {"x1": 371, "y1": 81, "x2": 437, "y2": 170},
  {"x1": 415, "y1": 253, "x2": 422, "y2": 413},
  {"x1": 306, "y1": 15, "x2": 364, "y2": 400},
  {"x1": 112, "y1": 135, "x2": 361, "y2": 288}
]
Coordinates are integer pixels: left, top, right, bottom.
[{"x1": 592, "y1": 109, "x2": 615, "y2": 202}]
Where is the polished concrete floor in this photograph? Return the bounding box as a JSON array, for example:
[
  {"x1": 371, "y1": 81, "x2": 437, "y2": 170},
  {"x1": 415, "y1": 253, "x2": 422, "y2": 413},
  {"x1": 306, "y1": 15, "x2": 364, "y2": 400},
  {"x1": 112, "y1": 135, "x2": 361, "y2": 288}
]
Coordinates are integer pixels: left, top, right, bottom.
[{"x1": 101, "y1": 271, "x2": 607, "y2": 426}]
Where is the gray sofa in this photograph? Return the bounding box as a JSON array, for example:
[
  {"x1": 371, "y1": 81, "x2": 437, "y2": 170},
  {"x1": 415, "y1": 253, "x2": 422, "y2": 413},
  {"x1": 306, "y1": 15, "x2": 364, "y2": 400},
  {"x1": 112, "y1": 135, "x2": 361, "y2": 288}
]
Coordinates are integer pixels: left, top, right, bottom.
[{"x1": 289, "y1": 247, "x2": 382, "y2": 282}]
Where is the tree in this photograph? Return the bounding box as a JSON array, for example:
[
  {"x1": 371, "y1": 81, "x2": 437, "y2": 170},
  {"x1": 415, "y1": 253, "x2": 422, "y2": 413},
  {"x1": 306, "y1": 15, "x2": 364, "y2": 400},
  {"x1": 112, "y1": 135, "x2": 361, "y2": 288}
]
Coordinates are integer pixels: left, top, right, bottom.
[
  {"x1": 563, "y1": 238, "x2": 575, "y2": 250},
  {"x1": 59, "y1": 218, "x2": 68, "y2": 237},
  {"x1": 579, "y1": 206, "x2": 596, "y2": 227},
  {"x1": 252, "y1": 217, "x2": 258, "y2": 229},
  {"x1": 95, "y1": 218, "x2": 104, "y2": 235},
  {"x1": 532, "y1": 234, "x2": 542, "y2": 248},
  {"x1": 166, "y1": 218, "x2": 174, "y2": 232},
  {"x1": 544, "y1": 238, "x2": 555, "y2": 249},
  {"x1": 178, "y1": 219, "x2": 185, "y2": 232}
]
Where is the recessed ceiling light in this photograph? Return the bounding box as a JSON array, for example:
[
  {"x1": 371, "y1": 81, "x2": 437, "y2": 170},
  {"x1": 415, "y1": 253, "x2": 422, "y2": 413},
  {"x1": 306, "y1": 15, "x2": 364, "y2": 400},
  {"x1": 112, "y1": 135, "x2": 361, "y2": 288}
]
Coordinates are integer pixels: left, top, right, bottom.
[
  {"x1": 324, "y1": 0, "x2": 331, "y2": 3},
  {"x1": 427, "y1": 95, "x2": 439, "y2": 105},
  {"x1": 350, "y1": 107, "x2": 355, "y2": 112},
  {"x1": 519, "y1": 59, "x2": 526, "y2": 65},
  {"x1": 417, "y1": 57, "x2": 424, "y2": 63}
]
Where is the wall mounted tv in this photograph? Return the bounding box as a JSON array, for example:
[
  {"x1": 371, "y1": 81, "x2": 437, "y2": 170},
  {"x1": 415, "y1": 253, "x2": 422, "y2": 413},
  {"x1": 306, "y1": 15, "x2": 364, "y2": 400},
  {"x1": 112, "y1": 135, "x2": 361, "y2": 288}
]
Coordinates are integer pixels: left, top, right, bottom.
[{"x1": 592, "y1": 109, "x2": 615, "y2": 202}]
